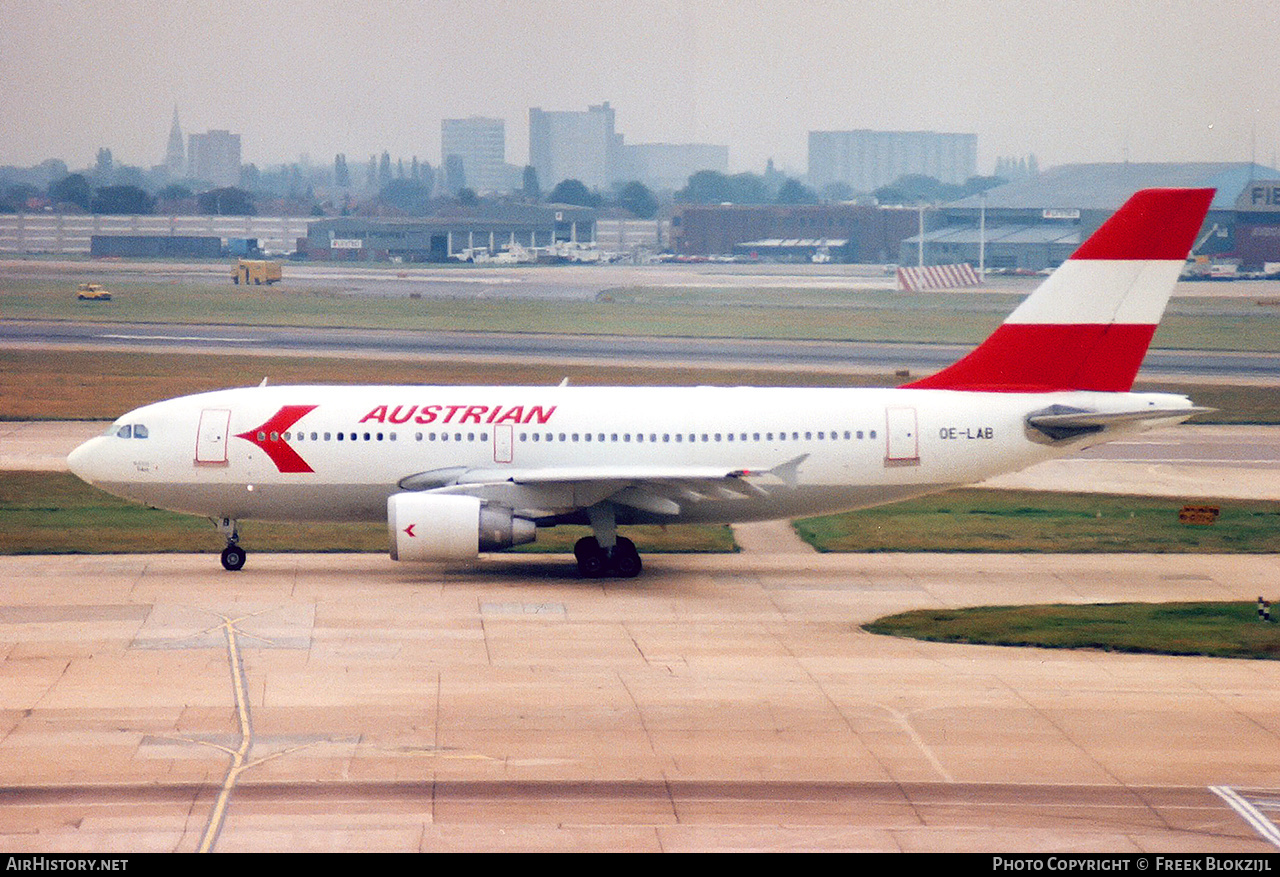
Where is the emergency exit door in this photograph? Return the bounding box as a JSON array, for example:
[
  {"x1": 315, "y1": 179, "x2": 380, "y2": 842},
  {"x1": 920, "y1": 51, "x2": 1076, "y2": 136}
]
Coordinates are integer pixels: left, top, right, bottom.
[{"x1": 493, "y1": 424, "x2": 514, "y2": 464}]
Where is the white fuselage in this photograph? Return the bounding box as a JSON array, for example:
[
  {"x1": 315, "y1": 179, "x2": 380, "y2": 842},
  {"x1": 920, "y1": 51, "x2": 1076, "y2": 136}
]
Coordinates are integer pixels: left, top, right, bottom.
[{"x1": 68, "y1": 383, "x2": 1194, "y2": 527}]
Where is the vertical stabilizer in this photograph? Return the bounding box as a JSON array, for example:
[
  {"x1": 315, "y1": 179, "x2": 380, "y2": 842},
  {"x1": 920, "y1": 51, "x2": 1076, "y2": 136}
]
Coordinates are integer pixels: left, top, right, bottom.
[{"x1": 904, "y1": 187, "x2": 1215, "y2": 392}]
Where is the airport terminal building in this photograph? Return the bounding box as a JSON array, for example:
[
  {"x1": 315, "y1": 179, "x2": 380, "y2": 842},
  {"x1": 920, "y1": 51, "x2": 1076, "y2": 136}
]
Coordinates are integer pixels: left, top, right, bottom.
[{"x1": 903, "y1": 162, "x2": 1280, "y2": 271}]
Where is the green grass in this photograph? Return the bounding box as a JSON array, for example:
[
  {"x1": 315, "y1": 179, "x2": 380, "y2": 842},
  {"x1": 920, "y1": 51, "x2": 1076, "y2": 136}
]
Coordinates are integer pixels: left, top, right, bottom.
[
  {"x1": 794, "y1": 489, "x2": 1280, "y2": 554},
  {"x1": 0, "y1": 471, "x2": 734, "y2": 556},
  {"x1": 0, "y1": 348, "x2": 900, "y2": 421},
  {"x1": 865, "y1": 602, "x2": 1280, "y2": 660},
  {"x1": 511, "y1": 524, "x2": 736, "y2": 554}
]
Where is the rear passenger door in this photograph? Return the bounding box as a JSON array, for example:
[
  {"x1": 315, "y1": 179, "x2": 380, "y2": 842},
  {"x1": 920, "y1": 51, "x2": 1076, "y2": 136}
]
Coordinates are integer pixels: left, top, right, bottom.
[{"x1": 884, "y1": 407, "x2": 920, "y2": 466}]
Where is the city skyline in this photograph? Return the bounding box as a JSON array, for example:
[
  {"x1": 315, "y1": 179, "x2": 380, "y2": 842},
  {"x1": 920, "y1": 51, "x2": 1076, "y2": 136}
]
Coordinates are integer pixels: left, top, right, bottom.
[{"x1": 3, "y1": 1, "x2": 1278, "y2": 175}]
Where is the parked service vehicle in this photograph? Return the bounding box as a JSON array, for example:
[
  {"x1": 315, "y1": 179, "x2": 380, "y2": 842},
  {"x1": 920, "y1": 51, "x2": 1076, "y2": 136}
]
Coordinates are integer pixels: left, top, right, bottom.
[
  {"x1": 76, "y1": 283, "x2": 111, "y2": 301},
  {"x1": 232, "y1": 260, "x2": 282, "y2": 285}
]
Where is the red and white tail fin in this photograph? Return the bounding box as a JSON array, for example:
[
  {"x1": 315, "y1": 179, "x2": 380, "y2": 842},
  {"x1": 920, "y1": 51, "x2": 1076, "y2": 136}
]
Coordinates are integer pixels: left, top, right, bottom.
[{"x1": 904, "y1": 187, "x2": 1215, "y2": 393}]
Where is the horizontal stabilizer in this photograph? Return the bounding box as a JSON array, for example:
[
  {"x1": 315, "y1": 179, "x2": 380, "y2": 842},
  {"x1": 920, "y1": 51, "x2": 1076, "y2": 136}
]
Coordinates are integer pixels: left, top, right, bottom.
[{"x1": 1026, "y1": 405, "x2": 1213, "y2": 441}]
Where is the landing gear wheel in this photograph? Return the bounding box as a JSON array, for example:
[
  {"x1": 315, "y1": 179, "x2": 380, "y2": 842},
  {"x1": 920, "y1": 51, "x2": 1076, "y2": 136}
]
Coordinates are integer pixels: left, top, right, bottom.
[
  {"x1": 608, "y1": 537, "x2": 642, "y2": 578},
  {"x1": 221, "y1": 544, "x2": 246, "y2": 571},
  {"x1": 574, "y1": 537, "x2": 607, "y2": 578}
]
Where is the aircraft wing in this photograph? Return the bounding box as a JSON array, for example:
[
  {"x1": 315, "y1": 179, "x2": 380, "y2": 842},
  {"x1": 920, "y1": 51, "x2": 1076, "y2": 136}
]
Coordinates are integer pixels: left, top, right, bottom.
[{"x1": 395, "y1": 456, "x2": 808, "y2": 519}]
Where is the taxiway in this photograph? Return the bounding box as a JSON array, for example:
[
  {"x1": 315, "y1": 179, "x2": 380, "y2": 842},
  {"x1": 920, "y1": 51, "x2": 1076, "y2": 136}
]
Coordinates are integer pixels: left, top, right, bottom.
[
  {"x1": 0, "y1": 550, "x2": 1278, "y2": 852},
  {"x1": 4, "y1": 318, "x2": 1279, "y2": 381}
]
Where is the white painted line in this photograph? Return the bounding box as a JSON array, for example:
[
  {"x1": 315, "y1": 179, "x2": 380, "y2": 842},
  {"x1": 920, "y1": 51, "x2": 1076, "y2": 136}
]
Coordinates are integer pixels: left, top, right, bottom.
[
  {"x1": 1210, "y1": 786, "x2": 1280, "y2": 849},
  {"x1": 873, "y1": 702, "x2": 955, "y2": 784},
  {"x1": 1068, "y1": 458, "x2": 1279, "y2": 465},
  {"x1": 98, "y1": 333, "x2": 256, "y2": 343}
]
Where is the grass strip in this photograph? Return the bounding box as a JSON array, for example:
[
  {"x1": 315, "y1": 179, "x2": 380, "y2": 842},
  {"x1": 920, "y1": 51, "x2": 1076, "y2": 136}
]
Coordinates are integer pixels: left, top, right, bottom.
[
  {"x1": 864, "y1": 602, "x2": 1280, "y2": 660},
  {"x1": 0, "y1": 471, "x2": 734, "y2": 555},
  {"x1": 0, "y1": 348, "x2": 899, "y2": 421},
  {"x1": 4, "y1": 473, "x2": 1275, "y2": 557},
  {"x1": 2, "y1": 349, "x2": 1275, "y2": 423},
  {"x1": 794, "y1": 489, "x2": 1280, "y2": 554}
]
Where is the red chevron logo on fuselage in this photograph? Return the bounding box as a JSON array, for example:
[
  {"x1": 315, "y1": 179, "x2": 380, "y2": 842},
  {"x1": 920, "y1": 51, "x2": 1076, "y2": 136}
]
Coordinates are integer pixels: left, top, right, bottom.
[{"x1": 235, "y1": 405, "x2": 317, "y2": 473}]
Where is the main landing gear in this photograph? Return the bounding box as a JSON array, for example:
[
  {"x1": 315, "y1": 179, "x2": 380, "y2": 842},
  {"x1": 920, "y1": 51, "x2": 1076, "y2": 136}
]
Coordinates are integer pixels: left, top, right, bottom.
[
  {"x1": 573, "y1": 536, "x2": 642, "y2": 579},
  {"x1": 574, "y1": 503, "x2": 642, "y2": 578},
  {"x1": 215, "y1": 517, "x2": 246, "y2": 571}
]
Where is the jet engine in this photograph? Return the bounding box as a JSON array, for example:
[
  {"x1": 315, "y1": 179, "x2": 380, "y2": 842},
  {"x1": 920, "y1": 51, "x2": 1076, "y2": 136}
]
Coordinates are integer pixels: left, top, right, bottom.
[{"x1": 387, "y1": 493, "x2": 535, "y2": 561}]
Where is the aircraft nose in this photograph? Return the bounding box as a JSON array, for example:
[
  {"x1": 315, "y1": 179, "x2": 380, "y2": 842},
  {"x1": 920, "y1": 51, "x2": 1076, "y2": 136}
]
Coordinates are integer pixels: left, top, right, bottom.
[{"x1": 67, "y1": 436, "x2": 106, "y2": 485}]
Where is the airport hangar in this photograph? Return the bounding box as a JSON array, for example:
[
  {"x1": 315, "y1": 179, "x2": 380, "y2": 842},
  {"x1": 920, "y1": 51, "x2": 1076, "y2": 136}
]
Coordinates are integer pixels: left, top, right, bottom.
[
  {"x1": 298, "y1": 203, "x2": 597, "y2": 262},
  {"x1": 671, "y1": 202, "x2": 919, "y2": 263},
  {"x1": 903, "y1": 161, "x2": 1280, "y2": 272}
]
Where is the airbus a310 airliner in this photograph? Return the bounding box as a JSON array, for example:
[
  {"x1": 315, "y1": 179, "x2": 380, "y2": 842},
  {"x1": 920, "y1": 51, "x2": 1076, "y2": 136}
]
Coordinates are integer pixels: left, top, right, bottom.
[{"x1": 68, "y1": 188, "x2": 1215, "y2": 577}]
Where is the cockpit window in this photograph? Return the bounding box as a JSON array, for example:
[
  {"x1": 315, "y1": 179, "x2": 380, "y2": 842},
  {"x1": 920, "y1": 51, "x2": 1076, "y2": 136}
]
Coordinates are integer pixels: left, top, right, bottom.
[
  {"x1": 113, "y1": 423, "x2": 148, "y2": 439},
  {"x1": 133, "y1": 424, "x2": 149, "y2": 439},
  {"x1": 115, "y1": 424, "x2": 132, "y2": 439}
]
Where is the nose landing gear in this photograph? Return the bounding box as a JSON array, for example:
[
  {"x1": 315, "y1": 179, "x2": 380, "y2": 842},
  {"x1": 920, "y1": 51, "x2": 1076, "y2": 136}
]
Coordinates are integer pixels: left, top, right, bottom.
[
  {"x1": 215, "y1": 517, "x2": 246, "y2": 571},
  {"x1": 220, "y1": 543, "x2": 246, "y2": 571}
]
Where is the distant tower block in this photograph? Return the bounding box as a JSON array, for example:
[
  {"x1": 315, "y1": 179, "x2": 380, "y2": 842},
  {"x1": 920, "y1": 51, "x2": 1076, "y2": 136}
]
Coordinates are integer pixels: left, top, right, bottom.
[
  {"x1": 165, "y1": 106, "x2": 185, "y2": 178},
  {"x1": 188, "y1": 129, "x2": 241, "y2": 187}
]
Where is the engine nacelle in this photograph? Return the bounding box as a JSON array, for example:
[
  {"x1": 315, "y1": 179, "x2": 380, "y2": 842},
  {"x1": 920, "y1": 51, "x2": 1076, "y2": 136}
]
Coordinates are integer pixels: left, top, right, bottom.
[{"x1": 387, "y1": 493, "x2": 535, "y2": 562}]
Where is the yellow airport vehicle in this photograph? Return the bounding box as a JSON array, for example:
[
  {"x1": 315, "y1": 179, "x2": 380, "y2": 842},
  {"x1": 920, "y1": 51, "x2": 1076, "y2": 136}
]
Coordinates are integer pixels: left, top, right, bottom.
[
  {"x1": 76, "y1": 283, "x2": 111, "y2": 301},
  {"x1": 232, "y1": 260, "x2": 282, "y2": 285}
]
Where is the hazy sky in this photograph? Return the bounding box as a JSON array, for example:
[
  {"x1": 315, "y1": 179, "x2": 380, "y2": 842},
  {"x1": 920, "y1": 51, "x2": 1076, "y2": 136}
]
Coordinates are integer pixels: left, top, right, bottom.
[{"x1": 3, "y1": 0, "x2": 1279, "y2": 177}]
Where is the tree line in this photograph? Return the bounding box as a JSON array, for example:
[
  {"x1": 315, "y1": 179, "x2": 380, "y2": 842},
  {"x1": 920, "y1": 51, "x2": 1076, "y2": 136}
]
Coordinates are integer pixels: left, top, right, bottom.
[{"x1": 1, "y1": 150, "x2": 1006, "y2": 217}]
